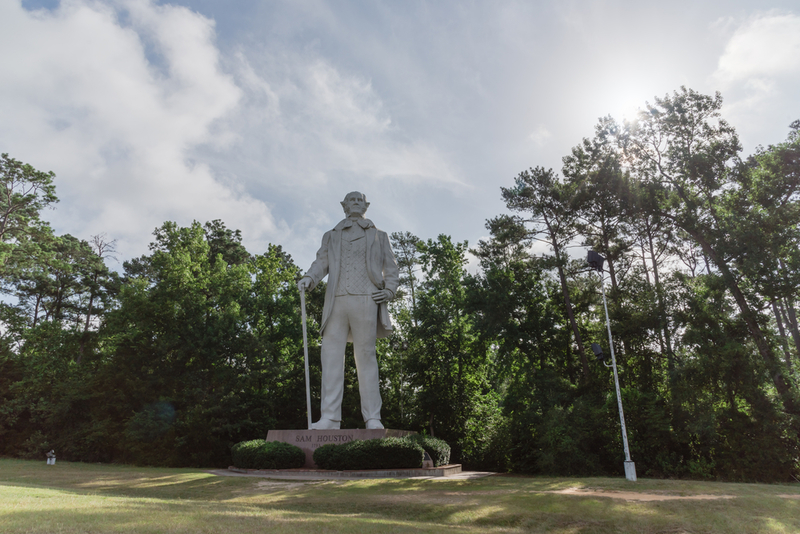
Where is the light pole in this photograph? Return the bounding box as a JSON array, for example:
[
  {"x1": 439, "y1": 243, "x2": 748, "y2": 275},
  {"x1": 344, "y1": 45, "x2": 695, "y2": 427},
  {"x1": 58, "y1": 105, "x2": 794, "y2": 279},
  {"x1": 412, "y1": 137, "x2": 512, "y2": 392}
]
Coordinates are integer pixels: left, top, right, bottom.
[{"x1": 587, "y1": 250, "x2": 637, "y2": 482}]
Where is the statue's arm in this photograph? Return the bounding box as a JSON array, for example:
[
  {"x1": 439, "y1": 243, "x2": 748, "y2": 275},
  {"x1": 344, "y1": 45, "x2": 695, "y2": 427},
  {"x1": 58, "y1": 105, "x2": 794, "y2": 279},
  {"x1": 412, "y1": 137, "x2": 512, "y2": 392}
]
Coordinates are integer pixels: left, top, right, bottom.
[{"x1": 299, "y1": 231, "x2": 331, "y2": 291}]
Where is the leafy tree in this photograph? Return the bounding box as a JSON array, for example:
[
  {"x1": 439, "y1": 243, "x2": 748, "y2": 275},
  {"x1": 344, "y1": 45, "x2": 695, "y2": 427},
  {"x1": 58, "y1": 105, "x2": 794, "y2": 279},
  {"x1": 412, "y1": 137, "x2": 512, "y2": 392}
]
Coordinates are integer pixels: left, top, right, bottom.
[
  {"x1": 407, "y1": 235, "x2": 472, "y2": 438},
  {"x1": 204, "y1": 219, "x2": 251, "y2": 266},
  {"x1": 96, "y1": 222, "x2": 264, "y2": 465},
  {"x1": 563, "y1": 116, "x2": 632, "y2": 292},
  {"x1": 623, "y1": 88, "x2": 799, "y2": 416},
  {"x1": 247, "y1": 244, "x2": 307, "y2": 428},
  {"x1": 733, "y1": 121, "x2": 800, "y2": 366},
  {"x1": 0, "y1": 154, "x2": 58, "y2": 274},
  {"x1": 379, "y1": 232, "x2": 425, "y2": 430},
  {"x1": 402, "y1": 235, "x2": 503, "y2": 467},
  {"x1": 390, "y1": 231, "x2": 422, "y2": 321},
  {"x1": 667, "y1": 272, "x2": 799, "y2": 481},
  {"x1": 501, "y1": 167, "x2": 591, "y2": 380}
]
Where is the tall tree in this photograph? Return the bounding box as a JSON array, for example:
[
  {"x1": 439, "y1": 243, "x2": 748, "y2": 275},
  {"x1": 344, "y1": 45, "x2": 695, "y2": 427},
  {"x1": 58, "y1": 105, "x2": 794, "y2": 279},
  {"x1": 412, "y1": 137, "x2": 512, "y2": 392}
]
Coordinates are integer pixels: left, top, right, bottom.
[
  {"x1": 247, "y1": 244, "x2": 306, "y2": 428},
  {"x1": 563, "y1": 116, "x2": 631, "y2": 292},
  {"x1": 732, "y1": 121, "x2": 800, "y2": 365},
  {"x1": 204, "y1": 219, "x2": 250, "y2": 266},
  {"x1": 390, "y1": 231, "x2": 422, "y2": 323},
  {"x1": 0, "y1": 154, "x2": 58, "y2": 273},
  {"x1": 383, "y1": 231, "x2": 423, "y2": 428},
  {"x1": 409, "y1": 235, "x2": 472, "y2": 437},
  {"x1": 623, "y1": 88, "x2": 799, "y2": 415},
  {"x1": 407, "y1": 234, "x2": 500, "y2": 466},
  {"x1": 501, "y1": 167, "x2": 590, "y2": 380},
  {"x1": 101, "y1": 221, "x2": 258, "y2": 465}
]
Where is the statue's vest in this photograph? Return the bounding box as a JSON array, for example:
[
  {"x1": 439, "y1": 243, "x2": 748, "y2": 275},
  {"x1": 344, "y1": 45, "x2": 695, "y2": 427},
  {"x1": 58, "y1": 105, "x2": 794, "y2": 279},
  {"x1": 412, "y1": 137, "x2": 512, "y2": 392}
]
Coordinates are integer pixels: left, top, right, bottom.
[{"x1": 335, "y1": 227, "x2": 380, "y2": 296}]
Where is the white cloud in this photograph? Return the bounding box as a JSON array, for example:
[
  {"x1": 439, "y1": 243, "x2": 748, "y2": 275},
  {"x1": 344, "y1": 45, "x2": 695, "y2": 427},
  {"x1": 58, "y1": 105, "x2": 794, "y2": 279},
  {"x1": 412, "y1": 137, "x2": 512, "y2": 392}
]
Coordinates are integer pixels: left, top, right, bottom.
[
  {"x1": 715, "y1": 13, "x2": 800, "y2": 83},
  {"x1": 528, "y1": 125, "x2": 552, "y2": 147},
  {"x1": 0, "y1": 0, "x2": 460, "y2": 267},
  {"x1": 205, "y1": 46, "x2": 464, "y2": 261},
  {"x1": 0, "y1": 0, "x2": 279, "y2": 262},
  {"x1": 223, "y1": 50, "x2": 462, "y2": 190},
  {"x1": 12, "y1": 1, "x2": 794, "y2": 272},
  {"x1": 710, "y1": 12, "x2": 800, "y2": 149}
]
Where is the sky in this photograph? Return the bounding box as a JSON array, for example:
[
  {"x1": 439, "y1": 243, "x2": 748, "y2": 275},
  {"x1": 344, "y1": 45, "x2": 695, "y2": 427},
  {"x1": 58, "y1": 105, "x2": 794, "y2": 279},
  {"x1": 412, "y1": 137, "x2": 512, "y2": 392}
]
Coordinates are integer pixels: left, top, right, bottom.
[{"x1": 2, "y1": 0, "x2": 799, "y2": 271}]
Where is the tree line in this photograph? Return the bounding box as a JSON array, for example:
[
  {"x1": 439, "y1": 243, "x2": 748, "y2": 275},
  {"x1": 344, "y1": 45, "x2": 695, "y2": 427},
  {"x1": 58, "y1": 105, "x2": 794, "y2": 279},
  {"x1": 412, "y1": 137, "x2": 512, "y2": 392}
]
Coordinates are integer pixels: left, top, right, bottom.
[{"x1": 1, "y1": 87, "x2": 798, "y2": 481}]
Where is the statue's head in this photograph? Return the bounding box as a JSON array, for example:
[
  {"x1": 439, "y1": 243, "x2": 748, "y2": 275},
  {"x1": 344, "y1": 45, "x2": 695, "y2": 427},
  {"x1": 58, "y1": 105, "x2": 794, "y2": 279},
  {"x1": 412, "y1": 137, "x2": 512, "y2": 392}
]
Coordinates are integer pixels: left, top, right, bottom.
[{"x1": 341, "y1": 191, "x2": 369, "y2": 218}]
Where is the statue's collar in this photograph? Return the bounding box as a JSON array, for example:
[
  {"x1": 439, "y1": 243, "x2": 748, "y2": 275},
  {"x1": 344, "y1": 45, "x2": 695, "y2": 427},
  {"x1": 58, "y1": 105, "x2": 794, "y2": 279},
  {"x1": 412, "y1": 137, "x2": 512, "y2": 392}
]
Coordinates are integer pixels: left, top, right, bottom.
[{"x1": 334, "y1": 218, "x2": 374, "y2": 231}]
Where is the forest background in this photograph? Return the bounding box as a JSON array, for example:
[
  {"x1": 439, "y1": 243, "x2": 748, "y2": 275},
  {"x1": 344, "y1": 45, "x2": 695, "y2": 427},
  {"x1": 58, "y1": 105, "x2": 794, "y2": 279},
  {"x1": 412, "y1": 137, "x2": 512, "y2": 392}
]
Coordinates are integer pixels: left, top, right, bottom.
[{"x1": 1, "y1": 88, "x2": 799, "y2": 482}]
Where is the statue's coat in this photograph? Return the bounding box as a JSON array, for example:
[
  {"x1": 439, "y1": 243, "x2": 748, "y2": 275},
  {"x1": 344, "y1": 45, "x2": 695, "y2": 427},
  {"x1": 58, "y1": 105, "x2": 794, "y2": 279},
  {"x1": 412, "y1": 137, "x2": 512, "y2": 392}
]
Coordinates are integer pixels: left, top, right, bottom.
[{"x1": 304, "y1": 218, "x2": 400, "y2": 341}]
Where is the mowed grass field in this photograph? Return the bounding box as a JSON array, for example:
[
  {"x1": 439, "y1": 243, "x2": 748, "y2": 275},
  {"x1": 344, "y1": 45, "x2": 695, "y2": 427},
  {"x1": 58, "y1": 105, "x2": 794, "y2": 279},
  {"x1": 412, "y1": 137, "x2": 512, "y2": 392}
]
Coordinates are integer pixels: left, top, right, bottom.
[{"x1": 1, "y1": 459, "x2": 799, "y2": 533}]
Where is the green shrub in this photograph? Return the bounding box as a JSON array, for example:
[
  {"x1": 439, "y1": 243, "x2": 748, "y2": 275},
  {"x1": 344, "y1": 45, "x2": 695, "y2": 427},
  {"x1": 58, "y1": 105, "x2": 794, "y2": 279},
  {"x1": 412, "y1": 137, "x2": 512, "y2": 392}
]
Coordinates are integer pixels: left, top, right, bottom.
[
  {"x1": 402, "y1": 434, "x2": 451, "y2": 466},
  {"x1": 313, "y1": 437, "x2": 424, "y2": 470},
  {"x1": 231, "y1": 439, "x2": 305, "y2": 469},
  {"x1": 312, "y1": 443, "x2": 348, "y2": 470}
]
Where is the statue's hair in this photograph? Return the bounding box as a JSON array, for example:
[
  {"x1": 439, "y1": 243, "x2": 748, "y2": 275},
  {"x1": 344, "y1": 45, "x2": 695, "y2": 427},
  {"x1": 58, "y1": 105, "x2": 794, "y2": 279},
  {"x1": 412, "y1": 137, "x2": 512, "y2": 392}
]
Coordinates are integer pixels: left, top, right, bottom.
[{"x1": 342, "y1": 191, "x2": 367, "y2": 203}]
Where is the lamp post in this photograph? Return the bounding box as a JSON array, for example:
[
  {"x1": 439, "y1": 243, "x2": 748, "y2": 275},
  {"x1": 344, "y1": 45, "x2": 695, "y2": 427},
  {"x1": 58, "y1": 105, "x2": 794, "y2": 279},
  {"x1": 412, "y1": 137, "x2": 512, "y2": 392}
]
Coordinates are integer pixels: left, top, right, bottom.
[{"x1": 588, "y1": 250, "x2": 637, "y2": 482}]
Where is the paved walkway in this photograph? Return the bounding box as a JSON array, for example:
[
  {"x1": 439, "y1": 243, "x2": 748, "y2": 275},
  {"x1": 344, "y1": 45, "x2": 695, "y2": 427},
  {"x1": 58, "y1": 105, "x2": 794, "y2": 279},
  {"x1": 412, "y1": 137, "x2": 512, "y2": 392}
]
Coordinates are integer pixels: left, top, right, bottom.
[{"x1": 208, "y1": 468, "x2": 496, "y2": 481}]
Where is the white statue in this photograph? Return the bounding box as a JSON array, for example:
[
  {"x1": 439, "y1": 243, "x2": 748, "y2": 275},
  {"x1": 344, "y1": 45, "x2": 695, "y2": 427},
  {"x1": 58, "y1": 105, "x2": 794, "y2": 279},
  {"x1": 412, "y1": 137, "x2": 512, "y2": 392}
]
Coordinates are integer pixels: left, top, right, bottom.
[{"x1": 298, "y1": 191, "x2": 399, "y2": 430}]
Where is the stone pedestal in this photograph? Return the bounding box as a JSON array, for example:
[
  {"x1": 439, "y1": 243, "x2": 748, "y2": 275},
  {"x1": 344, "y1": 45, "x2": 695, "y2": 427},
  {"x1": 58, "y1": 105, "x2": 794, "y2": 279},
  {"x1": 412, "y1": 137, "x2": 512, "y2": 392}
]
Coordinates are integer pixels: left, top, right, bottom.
[{"x1": 266, "y1": 428, "x2": 416, "y2": 468}]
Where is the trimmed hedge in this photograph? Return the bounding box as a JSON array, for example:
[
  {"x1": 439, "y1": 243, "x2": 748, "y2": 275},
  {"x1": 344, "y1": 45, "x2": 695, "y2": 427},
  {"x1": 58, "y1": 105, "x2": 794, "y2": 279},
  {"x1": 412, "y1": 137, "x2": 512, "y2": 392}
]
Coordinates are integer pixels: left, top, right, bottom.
[
  {"x1": 313, "y1": 437, "x2": 425, "y2": 470},
  {"x1": 403, "y1": 434, "x2": 451, "y2": 466},
  {"x1": 231, "y1": 439, "x2": 305, "y2": 469}
]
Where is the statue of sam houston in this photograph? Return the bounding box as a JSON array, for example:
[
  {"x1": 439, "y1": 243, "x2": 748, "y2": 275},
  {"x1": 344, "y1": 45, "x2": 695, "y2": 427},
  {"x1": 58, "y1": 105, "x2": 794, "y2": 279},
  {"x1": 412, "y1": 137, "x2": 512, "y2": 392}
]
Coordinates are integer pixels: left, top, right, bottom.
[{"x1": 298, "y1": 191, "x2": 399, "y2": 430}]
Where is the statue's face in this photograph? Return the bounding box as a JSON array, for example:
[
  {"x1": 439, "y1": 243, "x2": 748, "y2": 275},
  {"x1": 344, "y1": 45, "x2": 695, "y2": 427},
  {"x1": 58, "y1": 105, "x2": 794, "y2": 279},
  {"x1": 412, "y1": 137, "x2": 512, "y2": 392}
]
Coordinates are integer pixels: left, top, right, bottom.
[{"x1": 341, "y1": 192, "x2": 369, "y2": 217}]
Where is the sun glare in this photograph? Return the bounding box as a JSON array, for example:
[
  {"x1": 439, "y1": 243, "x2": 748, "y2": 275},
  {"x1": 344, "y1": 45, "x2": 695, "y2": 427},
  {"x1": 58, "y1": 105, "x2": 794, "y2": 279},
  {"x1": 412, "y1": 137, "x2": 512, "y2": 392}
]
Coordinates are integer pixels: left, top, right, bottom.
[
  {"x1": 603, "y1": 83, "x2": 654, "y2": 124},
  {"x1": 617, "y1": 101, "x2": 643, "y2": 123}
]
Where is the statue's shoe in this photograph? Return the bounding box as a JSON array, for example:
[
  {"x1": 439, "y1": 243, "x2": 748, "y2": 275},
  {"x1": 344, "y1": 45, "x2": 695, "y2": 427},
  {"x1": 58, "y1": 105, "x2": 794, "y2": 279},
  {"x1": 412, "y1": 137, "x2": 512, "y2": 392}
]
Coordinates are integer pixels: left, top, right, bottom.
[
  {"x1": 365, "y1": 419, "x2": 384, "y2": 430},
  {"x1": 311, "y1": 418, "x2": 341, "y2": 430}
]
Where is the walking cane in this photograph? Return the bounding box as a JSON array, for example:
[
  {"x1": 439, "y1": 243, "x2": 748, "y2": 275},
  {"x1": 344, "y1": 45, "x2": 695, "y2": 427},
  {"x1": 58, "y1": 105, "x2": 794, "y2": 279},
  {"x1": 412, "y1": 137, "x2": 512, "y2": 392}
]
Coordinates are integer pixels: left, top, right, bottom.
[{"x1": 300, "y1": 288, "x2": 313, "y2": 430}]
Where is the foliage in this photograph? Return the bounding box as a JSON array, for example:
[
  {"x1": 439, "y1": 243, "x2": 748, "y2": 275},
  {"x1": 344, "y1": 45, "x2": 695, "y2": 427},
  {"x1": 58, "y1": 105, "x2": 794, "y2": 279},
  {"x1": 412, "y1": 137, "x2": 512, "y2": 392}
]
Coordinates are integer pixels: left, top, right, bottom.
[
  {"x1": 2, "y1": 98, "x2": 800, "y2": 482},
  {"x1": 0, "y1": 153, "x2": 58, "y2": 275},
  {"x1": 230, "y1": 439, "x2": 305, "y2": 470},
  {"x1": 313, "y1": 437, "x2": 425, "y2": 470},
  {"x1": 0, "y1": 209, "x2": 310, "y2": 467},
  {"x1": 403, "y1": 433, "x2": 451, "y2": 466}
]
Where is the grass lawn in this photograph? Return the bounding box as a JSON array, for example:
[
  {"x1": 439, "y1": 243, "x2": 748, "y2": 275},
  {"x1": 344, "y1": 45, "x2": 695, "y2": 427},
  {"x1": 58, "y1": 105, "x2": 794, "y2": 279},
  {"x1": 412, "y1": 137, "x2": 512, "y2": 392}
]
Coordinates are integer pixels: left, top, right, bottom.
[{"x1": 1, "y1": 459, "x2": 799, "y2": 533}]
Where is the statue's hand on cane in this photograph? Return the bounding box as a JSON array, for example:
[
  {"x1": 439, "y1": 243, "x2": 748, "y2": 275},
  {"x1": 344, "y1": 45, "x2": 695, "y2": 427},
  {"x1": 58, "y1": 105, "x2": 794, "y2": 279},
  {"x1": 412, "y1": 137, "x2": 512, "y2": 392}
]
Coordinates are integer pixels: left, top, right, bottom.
[{"x1": 298, "y1": 277, "x2": 312, "y2": 292}]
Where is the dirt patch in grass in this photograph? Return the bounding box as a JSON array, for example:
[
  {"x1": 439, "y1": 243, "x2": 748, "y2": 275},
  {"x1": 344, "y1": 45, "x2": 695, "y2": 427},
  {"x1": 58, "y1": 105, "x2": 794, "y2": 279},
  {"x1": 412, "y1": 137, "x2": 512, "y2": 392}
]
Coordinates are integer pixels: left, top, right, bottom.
[
  {"x1": 543, "y1": 487, "x2": 736, "y2": 501},
  {"x1": 254, "y1": 481, "x2": 313, "y2": 492}
]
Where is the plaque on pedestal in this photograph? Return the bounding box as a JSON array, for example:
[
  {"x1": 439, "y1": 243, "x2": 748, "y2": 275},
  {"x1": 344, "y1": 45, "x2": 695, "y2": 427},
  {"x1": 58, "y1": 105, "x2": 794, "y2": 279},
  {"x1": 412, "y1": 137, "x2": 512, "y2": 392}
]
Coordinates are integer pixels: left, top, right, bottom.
[{"x1": 267, "y1": 429, "x2": 416, "y2": 468}]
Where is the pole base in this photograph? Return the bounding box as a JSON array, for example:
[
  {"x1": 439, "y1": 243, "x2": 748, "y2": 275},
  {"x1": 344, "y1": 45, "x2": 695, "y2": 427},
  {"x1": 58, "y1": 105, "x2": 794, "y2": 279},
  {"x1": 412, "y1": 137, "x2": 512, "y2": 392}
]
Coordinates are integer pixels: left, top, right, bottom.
[{"x1": 624, "y1": 461, "x2": 637, "y2": 481}]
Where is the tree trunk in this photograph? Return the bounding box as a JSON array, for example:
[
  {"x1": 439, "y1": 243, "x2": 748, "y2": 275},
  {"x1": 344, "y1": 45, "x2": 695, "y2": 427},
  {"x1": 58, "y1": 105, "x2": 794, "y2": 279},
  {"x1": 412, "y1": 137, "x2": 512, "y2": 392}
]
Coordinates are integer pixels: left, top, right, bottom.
[
  {"x1": 603, "y1": 239, "x2": 633, "y2": 358},
  {"x1": 554, "y1": 247, "x2": 590, "y2": 380},
  {"x1": 647, "y1": 223, "x2": 674, "y2": 370},
  {"x1": 772, "y1": 300, "x2": 792, "y2": 369},
  {"x1": 640, "y1": 241, "x2": 651, "y2": 286},
  {"x1": 782, "y1": 296, "x2": 800, "y2": 358},
  {"x1": 32, "y1": 294, "x2": 41, "y2": 328},
  {"x1": 78, "y1": 271, "x2": 101, "y2": 365}
]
